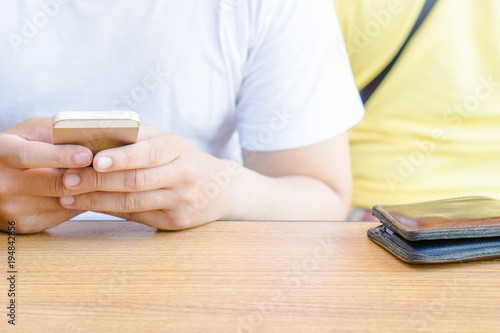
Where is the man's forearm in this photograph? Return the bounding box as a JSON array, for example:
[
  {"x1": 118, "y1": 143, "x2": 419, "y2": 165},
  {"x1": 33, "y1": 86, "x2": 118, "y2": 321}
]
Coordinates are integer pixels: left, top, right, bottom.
[{"x1": 223, "y1": 165, "x2": 350, "y2": 221}]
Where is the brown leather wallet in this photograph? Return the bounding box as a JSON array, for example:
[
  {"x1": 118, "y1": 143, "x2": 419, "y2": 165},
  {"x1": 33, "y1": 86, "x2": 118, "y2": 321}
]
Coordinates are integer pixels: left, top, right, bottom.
[{"x1": 367, "y1": 196, "x2": 500, "y2": 264}]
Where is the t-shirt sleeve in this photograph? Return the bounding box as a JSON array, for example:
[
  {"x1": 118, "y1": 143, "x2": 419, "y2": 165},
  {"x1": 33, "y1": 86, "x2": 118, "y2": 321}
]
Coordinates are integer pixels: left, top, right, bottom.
[{"x1": 236, "y1": 0, "x2": 365, "y2": 152}]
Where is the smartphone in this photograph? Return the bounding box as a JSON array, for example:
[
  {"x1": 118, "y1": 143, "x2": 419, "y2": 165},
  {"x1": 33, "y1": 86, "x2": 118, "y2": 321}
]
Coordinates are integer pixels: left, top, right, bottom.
[{"x1": 52, "y1": 111, "x2": 140, "y2": 155}]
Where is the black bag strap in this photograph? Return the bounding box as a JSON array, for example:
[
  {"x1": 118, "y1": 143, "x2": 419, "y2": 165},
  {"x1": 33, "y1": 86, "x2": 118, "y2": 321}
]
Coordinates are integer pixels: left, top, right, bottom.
[{"x1": 359, "y1": 0, "x2": 438, "y2": 104}]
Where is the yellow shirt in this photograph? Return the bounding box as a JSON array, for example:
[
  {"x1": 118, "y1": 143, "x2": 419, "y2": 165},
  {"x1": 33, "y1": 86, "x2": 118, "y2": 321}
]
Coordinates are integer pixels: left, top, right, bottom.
[{"x1": 335, "y1": 0, "x2": 500, "y2": 208}]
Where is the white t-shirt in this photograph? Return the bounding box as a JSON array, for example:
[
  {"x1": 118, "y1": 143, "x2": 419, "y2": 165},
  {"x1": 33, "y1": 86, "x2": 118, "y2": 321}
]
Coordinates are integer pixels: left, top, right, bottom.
[{"x1": 0, "y1": 0, "x2": 364, "y2": 163}]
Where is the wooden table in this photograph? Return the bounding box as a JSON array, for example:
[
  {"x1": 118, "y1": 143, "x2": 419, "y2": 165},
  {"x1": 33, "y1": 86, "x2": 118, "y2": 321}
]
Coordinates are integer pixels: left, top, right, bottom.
[{"x1": 1, "y1": 220, "x2": 500, "y2": 333}]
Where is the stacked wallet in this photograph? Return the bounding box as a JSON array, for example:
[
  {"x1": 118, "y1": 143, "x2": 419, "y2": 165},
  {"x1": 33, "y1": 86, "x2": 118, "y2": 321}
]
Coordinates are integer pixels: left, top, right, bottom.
[{"x1": 367, "y1": 196, "x2": 500, "y2": 264}]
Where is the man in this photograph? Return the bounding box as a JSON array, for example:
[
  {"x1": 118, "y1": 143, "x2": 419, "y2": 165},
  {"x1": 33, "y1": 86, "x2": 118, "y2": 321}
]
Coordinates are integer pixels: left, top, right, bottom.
[
  {"x1": 0, "y1": 0, "x2": 364, "y2": 233},
  {"x1": 335, "y1": 0, "x2": 500, "y2": 218}
]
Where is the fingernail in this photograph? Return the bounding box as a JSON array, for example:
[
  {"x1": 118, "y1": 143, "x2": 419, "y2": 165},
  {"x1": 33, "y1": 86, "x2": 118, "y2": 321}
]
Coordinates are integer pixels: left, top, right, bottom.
[
  {"x1": 73, "y1": 152, "x2": 91, "y2": 166},
  {"x1": 61, "y1": 196, "x2": 75, "y2": 206},
  {"x1": 64, "y1": 174, "x2": 81, "y2": 187},
  {"x1": 96, "y1": 156, "x2": 113, "y2": 170}
]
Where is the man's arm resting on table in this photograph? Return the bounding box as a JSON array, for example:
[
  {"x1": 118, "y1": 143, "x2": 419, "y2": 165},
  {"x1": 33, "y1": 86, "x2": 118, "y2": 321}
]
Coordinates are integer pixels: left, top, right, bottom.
[
  {"x1": 228, "y1": 132, "x2": 352, "y2": 220},
  {"x1": 58, "y1": 129, "x2": 353, "y2": 229}
]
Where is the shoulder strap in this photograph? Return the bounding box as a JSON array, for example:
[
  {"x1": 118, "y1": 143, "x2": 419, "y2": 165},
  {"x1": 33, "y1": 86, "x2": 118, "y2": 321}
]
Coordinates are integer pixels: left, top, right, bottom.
[{"x1": 359, "y1": 0, "x2": 438, "y2": 104}]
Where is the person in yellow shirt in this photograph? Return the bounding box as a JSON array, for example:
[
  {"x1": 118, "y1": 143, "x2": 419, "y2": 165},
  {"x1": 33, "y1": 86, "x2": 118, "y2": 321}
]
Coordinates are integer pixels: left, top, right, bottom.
[{"x1": 335, "y1": 0, "x2": 500, "y2": 219}]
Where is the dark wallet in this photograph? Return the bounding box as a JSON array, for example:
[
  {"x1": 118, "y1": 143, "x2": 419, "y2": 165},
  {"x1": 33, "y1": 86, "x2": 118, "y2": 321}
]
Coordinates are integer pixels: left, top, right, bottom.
[{"x1": 367, "y1": 196, "x2": 500, "y2": 264}]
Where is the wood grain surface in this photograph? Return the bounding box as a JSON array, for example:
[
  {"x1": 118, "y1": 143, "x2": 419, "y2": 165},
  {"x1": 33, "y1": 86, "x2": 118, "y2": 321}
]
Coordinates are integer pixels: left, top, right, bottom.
[{"x1": 1, "y1": 220, "x2": 500, "y2": 333}]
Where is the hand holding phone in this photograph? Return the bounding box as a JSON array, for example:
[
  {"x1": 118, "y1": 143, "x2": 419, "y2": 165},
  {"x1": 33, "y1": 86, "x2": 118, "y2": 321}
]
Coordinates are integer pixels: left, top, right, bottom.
[
  {"x1": 0, "y1": 117, "x2": 93, "y2": 233},
  {"x1": 52, "y1": 111, "x2": 140, "y2": 155}
]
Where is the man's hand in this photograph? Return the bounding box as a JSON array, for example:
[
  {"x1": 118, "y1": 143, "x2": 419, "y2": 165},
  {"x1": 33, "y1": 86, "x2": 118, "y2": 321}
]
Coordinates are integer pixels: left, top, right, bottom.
[
  {"x1": 59, "y1": 125, "x2": 240, "y2": 230},
  {"x1": 0, "y1": 118, "x2": 93, "y2": 233}
]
